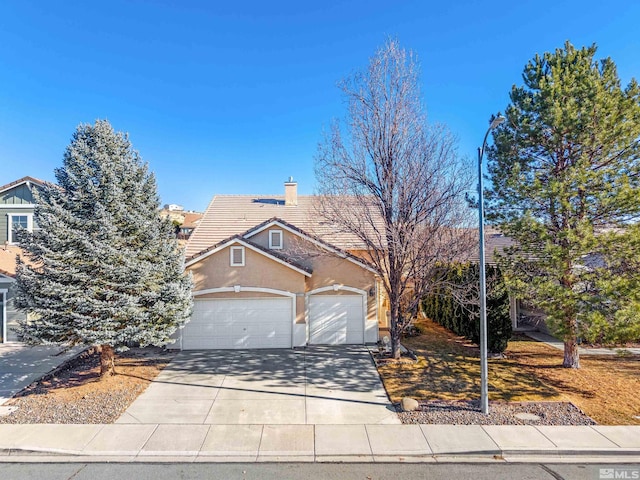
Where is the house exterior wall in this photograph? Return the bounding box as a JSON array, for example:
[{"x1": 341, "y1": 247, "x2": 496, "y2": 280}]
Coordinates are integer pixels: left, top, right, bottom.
[
  {"x1": 1, "y1": 278, "x2": 25, "y2": 343},
  {"x1": 249, "y1": 228, "x2": 314, "y2": 270},
  {"x1": 0, "y1": 183, "x2": 39, "y2": 244},
  {"x1": 187, "y1": 237, "x2": 382, "y2": 335},
  {"x1": 189, "y1": 245, "x2": 307, "y2": 323},
  {"x1": 0, "y1": 183, "x2": 36, "y2": 205},
  {"x1": 249, "y1": 228, "x2": 379, "y2": 323},
  {"x1": 190, "y1": 245, "x2": 306, "y2": 293}
]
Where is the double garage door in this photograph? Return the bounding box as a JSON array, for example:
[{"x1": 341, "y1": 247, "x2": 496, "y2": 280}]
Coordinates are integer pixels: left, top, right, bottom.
[
  {"x1": 183, "y1": 298, "x2": 292, "y2": 350},
  {"x1": 182, "y1": 295, "x2": 365, "y2": 349}
]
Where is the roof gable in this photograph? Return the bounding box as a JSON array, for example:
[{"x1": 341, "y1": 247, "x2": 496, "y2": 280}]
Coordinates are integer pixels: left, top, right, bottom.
[
  {"x1": 242, "y1": 218, "x2": 378, "y2": 274},
  {"x1": 0, "y1": 176, "x2": 46, "y2": 196},
  {"x1": 185, "y1": 236, "x2": 312, "y2": 277}
]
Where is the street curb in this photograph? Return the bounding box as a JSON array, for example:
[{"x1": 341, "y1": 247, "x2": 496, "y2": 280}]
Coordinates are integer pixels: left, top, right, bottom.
[{"x1": 2, "y1": 446, "x2": 640, "y2": 463}]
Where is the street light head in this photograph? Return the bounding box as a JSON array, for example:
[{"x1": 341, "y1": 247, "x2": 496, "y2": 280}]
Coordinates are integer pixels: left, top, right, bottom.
[{"x1": 490, "y1": 115, "x2": 506, "y2": 130}]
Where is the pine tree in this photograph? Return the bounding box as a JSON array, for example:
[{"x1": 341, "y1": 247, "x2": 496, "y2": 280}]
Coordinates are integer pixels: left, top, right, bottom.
[
  {"x1": 487, "y1": 42, "x2": 640, "y2": 368},
  {"x1": 14, "y1": 120, "x2": 193, "y2": 375}
]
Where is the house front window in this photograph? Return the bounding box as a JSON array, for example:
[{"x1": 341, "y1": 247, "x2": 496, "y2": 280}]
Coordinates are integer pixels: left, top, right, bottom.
[{"x1": 8, "y1": 214, "x2": 32, "y2": 243}]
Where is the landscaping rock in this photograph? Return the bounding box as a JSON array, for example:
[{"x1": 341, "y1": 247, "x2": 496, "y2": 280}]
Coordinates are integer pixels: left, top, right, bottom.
[
  {"x1": 0, "y1": 347, "x2": 174, "y2": 424},
  {"x1": 398, "y1": 400, "x2": 596, "y2": 426},
  {"x1": 401, "y1": 397, "x2": 420, "y2": 412},
  {"x1": 515, "y1": 412, "x2": 541, "y2": 421}
]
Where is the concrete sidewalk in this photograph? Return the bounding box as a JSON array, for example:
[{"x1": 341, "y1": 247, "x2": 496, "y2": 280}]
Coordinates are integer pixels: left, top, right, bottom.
[
  {"x1": 525, "y1": 331, "x2": 640, "y2": 356},
  {"x1": 0, "y1": 344, "x2": 83, "y2": 409},
  {"x1": 0, "y1": 423, "x2": 639, "y2": 463}
]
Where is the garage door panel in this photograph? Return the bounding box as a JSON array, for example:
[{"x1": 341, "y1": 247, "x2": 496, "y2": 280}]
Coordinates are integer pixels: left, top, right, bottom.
[
  {"x1": 309, "y1": 295, "x2": 364, "y2": 345},
  {"x1": 183, "y1": 298, "x2": 292, "y2": 349}
]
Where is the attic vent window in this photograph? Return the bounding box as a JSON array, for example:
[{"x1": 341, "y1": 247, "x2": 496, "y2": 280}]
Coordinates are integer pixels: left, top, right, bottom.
[
  {"x1": 269, "y1": 230, "x2": 283, "y2": 250},
  {"x1": 230, "y1": 246, "x2": 245, "y2": 266}
]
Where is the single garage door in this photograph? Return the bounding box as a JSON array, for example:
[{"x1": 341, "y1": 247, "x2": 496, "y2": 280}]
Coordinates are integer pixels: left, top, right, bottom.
[
  {"x1": 308, "y1": 295, "x2": 364, "y2": 345},
  {"x1": 183, "y1": 298, "x2": 292, "y2": 349}
]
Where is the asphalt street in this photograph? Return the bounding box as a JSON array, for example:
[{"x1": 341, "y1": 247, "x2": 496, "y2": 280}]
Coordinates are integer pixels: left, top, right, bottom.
[{"x1": 2, "y1": 462, "x2": 639, "y2": 480}]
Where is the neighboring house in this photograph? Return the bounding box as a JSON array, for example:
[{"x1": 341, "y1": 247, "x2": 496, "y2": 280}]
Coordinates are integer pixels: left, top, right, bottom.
[
  {"x1": 179, "y1": 179, "x2": 386, "y2": 350},
  {"x1": 178, "y1": 212, "x2": 203, "y2": 238},
  {"x1": 164, "y1": 204, "x2": 184, "y2": 212},
  {"x1": 469, "y1": 230, "x2": 554, "y2": 333},
  {"x1": 466, "y1": 230, "x2": 524, "y2": 331},
  {"x1": 0, "y1": 176, "x2": 45, "y2": 343},
  {"x1": 0, "y1": 245, "x2": 28, "y2": 343}
]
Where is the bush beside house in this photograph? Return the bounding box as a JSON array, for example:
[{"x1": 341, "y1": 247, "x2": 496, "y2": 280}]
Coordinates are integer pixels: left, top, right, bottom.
[{"x1": 422, "y1": 263, "x2": 512, "y2": 353}]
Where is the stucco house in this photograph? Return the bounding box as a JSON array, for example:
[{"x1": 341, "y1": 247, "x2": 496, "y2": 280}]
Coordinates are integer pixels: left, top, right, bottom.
[
  {"x1": 178, "y1": 179, "x2": 388, "y2": 350},
  {"x1": 0, "y1": 176, "x2": 45, "y2": 343}
]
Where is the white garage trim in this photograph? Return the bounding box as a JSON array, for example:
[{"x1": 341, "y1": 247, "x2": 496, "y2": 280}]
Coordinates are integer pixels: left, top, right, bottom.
[
  {"x1": 194, "y1": 286, "x2": 296, "y2": 299},
  {"x1": 305, "y1": 285, "x2": 367, "y2": 345},
  {"x1": 188, "y1": 286, "x2": 297, "y2": 350}
]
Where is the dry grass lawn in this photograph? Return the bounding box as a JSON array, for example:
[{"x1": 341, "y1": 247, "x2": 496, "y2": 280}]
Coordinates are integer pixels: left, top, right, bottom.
[{"x1": 377, "y1": 318, "x2": 640, "y2": 425}]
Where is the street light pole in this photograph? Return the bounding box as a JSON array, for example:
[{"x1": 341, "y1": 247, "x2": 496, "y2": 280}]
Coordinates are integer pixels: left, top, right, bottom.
[{"x1": 478, "y1": 115, "x2": 505, "y2": 415}]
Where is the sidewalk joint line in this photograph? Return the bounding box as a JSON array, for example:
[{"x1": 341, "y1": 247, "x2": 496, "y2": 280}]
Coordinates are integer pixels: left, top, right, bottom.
[
  {"x1": 363, "y1": 424, "x2": 375, "y2": 456},
  {"x1": 591, "y1": 426, "x2": 624, "y2": 448},
  {"x1": 418, "y1": 424, "x2": 433, "y2": 454},
  {"x1": 533, "y1": 425, "x2": 560, "y2": 448},
  {"x1": 135, "y1": 424, "x2": 160, "y2": 459},
  {"x1": 256, "y1": 424, "x2": 265, "y2": 457}
]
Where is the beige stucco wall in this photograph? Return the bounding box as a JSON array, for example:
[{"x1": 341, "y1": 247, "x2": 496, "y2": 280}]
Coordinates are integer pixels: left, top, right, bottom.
[{"x1": 190, "y1": 245, "x2": 306, "y2": 293}]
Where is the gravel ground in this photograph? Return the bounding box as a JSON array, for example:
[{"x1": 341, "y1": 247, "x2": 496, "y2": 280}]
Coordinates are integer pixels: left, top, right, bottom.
[
  {"x1": 0, "y1": 347, "x2": 173, "y2": 424},
  {"x1": 398, "y1": 400, "x2": 596, "y2": 425},
  {"x1": 0, "y1": 384, "x2": 148, "y2": 424}
]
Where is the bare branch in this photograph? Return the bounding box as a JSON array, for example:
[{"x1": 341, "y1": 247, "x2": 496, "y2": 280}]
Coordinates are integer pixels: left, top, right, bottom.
[{"x1": 314, "y1": 39, "x2": 475, "y2": 358}]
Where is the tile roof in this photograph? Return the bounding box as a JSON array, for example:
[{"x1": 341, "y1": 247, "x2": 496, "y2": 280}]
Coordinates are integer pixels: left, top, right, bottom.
[
  {"x1": 187, "y1": 216, "x2": 377, "y2": 273},
  {"x1": 181, "y1": 212, "x2": 203, "y2": 229},
  {"x1": 0, "y1": 245, "x2": 29, "y2": 278},
  {"x1": 185, "y1": 195, "x2": 370, "y2": 258},
  {"x1": 464, "y1": 232, "x2": 516, "y2": 265},
  {"x1": 183, "y1": 192, "x2": 511, "y2": 266}
]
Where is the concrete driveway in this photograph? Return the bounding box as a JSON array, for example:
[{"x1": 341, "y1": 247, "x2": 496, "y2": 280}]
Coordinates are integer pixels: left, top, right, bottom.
[
  {"x1": 0, "y1": 344, "x2": 81, "y2": 408},
  {"x1": 117, "y1": 346, "x2": 400, "y2": 425}
]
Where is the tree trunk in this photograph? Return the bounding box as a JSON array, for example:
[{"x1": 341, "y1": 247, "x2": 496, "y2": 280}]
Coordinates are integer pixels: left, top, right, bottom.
[
  {"x1": 389, "y1": 298, "x2": 402, "y2": 359},
  {"x1": 99, "y1": 345, "x2": 116, "y2": 376},
  {"x1": 390, "y1": 323, "x2": 402, "y2": 360},
  {"x1": 560, "y1": 266, "x2": 580, "y2": 369},
  {"x1": 563, "y1": 338, "x2": 580, "y2": 368}
]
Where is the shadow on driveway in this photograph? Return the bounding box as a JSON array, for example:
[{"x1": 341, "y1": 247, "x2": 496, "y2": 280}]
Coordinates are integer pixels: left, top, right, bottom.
[{"x1": 117, "y1": 346, "x2": 400, "y2": 425}]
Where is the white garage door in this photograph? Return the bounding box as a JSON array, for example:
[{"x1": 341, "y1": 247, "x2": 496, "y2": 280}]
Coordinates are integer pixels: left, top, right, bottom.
[
  {"x1": 308, "y1": 295, "x2": 364, "y2": 345},
  {"x1": 183, "y1": 298, "x2": 292, "y2": 349}
]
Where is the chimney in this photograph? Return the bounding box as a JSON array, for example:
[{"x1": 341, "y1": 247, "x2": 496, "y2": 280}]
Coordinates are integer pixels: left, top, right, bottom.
[{"x1": 284, "y1": 176, "x2": 297, "y2": 206}]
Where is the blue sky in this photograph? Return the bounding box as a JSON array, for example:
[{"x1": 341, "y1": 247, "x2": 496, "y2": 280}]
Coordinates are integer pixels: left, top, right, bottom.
[{"x1": 1, "y1": 1, "x2": 638, "y2": 211}]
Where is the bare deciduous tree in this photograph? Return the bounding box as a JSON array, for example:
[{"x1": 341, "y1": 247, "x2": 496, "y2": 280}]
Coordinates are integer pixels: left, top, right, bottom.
[{"x1": 314, "y1": 39, "x2": 475, "y2": 359}]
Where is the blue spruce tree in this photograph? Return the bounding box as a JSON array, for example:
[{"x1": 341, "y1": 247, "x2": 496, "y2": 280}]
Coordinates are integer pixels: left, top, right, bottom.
[{"x1": 14, "y1": 120, "x2": 193, "y2": 375}]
